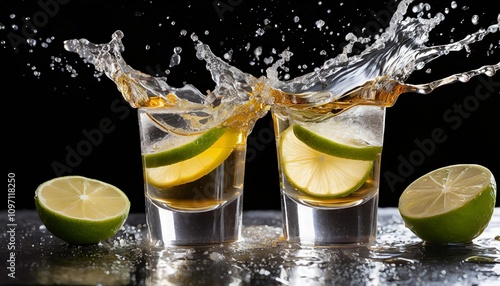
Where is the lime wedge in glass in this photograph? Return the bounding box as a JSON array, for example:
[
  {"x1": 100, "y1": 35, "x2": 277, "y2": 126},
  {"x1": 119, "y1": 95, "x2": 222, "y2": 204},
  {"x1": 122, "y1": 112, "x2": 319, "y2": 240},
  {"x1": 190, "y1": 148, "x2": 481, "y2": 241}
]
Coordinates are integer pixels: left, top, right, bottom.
[
  {"x1": 293, "y1": 124, "x2": 382, "y2": 161},
  {"x1": 145, "y1": 128, "x2": 241, "y2": 189},
  {"x1": 279, "y1": 126, "x2": 372, "y2": 198}
]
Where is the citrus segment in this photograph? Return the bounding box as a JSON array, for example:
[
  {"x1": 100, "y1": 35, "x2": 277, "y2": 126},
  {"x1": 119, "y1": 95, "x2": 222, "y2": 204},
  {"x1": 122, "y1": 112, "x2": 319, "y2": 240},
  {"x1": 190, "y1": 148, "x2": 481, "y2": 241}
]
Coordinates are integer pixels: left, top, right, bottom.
[
  {"x1": 398, "y1": 164, "x2": 497, "y2": 244},
  {"x1": 280, "y1": 126, "x2": 372, "y2": 198},
  {"x1": 34, "y1": 176, "x2": 130, "y2": 245},
  {"x1": 293, "y1": 124, "x2": 382, "y2": 161},
  {"x1": 144, "y1": 127, "x2": 227, "y2": 168},
  {"x1": 146, "y1": 128, "x2": 241, "y2": 189}
]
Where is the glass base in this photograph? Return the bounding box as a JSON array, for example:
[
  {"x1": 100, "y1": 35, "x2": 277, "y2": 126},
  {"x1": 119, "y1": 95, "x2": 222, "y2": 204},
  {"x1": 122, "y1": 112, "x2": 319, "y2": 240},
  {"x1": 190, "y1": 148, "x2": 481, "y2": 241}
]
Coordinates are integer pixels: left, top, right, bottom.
[
  {"x1": 145, "y1": 195, "x2": 243, "y2": 246},
  {"x1": 281, "y1": 193, "x2": 378, "y2": 246}
]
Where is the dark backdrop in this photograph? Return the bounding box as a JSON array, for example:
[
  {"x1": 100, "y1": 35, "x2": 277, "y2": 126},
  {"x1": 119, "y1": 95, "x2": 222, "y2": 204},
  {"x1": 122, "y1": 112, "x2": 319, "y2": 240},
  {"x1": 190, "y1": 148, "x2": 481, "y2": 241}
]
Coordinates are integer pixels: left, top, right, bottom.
[{"x1": 2, "y1": 0, "x2": 499, "y2": 212}]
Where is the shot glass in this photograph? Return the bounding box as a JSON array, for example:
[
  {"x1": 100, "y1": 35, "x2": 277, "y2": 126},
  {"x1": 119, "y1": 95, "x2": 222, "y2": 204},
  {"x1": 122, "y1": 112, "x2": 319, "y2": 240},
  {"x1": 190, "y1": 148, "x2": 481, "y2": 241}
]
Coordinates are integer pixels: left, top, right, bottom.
[
  {"x1": 272, "y1": 105, "x2": 385, "y2": 245},
  {"x1": 138, "y1": 108, "x2": 247, "y2": 246}
]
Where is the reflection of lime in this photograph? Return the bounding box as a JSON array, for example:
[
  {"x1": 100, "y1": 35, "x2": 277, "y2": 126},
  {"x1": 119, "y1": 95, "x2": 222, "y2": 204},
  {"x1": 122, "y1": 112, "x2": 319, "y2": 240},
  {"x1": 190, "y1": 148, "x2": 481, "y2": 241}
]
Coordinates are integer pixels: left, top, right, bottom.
[
  {"x1": 293, "y1": 125, "x2": 382, "y2": 161},
  {"x1": 399, "y1": 164, "x2": 497, "y2": 244},
  {"x1": 146, "y1": 128, "x2": 240, "y2": 189},
  {"x1": 279, "y1": 126, "x2": 372, "y2": 198},
  {"x1": 34, "y1": 176, "x2": 130, "y2": 245},
  {"x1": 37, "y1": 261, "x2": 131, "y2": 285},
  {"x1": 144, "y1": 127, "x2": 227, "y2": 168}
]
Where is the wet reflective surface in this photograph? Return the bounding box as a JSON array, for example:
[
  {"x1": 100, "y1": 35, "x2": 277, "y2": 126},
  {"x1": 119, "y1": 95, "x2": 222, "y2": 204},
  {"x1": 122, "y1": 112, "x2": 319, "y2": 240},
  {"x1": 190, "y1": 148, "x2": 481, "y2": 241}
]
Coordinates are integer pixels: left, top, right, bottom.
[{"x1": 2, "y1": 208, "x2": 499, "y2": 285}]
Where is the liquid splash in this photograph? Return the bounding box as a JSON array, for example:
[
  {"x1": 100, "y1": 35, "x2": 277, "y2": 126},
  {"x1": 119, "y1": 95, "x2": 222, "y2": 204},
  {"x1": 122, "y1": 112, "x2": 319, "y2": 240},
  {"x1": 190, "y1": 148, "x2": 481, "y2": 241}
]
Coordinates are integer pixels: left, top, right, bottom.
[
  {"x1": 267, "y1": 0, "x2": 499, "y2": 119},
  {"x1": 64, "y1": 31, "x2": 270, "y2": 134},
  {"x1": 64, "y1": 0, "x2": 499, "y2": 128}
]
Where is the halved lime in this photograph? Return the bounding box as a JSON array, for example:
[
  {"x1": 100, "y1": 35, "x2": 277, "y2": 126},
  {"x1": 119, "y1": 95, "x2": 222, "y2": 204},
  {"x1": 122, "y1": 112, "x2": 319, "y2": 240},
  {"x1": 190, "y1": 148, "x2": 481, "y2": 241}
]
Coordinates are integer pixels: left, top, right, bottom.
[
  {"x1": 398, "y1": 164, "x2": 497, "y2": 244},
  {"x1": 144, "y1": 127, "x2": 227, "y2": 168},
  {"x1": 146, "y1": 128, "x2": 241, "y2": 189},
  {"x1": 293, "y1": 125, "x2": 382, "y2": 161},
  {"x1": 34, "y1": 176, "x2": 130, "y2": 245},
  {"x1": 279, "y1": 126, "x2": 372, "y2": 198}
]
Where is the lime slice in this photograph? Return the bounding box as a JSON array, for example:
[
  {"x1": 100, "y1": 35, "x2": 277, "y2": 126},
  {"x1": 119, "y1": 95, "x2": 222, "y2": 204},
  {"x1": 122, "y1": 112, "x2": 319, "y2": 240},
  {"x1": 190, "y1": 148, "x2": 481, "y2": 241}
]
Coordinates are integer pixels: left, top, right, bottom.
[
  {"x1": 34, "y1": 176, "x2": 130, "y2": 245},
  {"x1": 279, "y1": 126, "x2": 372, "y2": 198},
  {"x1": 398, "y1": 164, "x2": 497, "y2": 244},
  {"x1": 146, "y1": 128, "x2": 241, "y2": 189},
  {"x1": 293, "y1": 125, "x2": 382, "y2": 161},
  {"x1": 144, "y1": 127, "x2": 227, "y2": 168}
]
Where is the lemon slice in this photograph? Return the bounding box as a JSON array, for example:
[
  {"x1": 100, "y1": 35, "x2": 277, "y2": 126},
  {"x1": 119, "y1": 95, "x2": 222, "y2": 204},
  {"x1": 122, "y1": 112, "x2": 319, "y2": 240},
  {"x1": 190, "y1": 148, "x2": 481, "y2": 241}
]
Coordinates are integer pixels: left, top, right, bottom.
[
  {"x1": 399, "y1": 164, "x2": 497, "y2": 244},
  {"x1": 279, "y1": 126, "x2": 372, "y2": 198},
  {"x1": 34, "y1": 176, "x2": 130, "y2": 245},
  {"x1": 293, "y1": 125, "x2": 382, "y2": 161},
  {"x1": 144, "y1": 127, "x2": 227, "y2": 168},
  {"x1": 146, "y1": 128, "x2": 241, "y2": 189}
]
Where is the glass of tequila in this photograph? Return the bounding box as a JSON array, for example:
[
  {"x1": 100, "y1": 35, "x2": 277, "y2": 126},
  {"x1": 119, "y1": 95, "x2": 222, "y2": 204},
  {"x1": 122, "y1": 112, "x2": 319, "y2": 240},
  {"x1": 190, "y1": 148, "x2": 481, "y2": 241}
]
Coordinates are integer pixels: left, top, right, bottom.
[
  {"x1": 272, "y1": 104, "x2": 385, "y2": 245},
  {"x1": 138, "y1": 108, "x2": 248, "y2": 246}
]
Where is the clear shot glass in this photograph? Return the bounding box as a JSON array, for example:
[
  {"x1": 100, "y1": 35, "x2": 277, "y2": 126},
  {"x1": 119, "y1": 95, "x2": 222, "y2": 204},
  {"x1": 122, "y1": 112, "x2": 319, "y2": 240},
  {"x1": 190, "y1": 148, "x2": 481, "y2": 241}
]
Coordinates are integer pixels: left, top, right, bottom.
[
  {"x1": 138, "y1": 108, "x2": 247, "y2": 246},
  {"x1": 272, "y1": 105, "x2": 386, "y2": 245}
]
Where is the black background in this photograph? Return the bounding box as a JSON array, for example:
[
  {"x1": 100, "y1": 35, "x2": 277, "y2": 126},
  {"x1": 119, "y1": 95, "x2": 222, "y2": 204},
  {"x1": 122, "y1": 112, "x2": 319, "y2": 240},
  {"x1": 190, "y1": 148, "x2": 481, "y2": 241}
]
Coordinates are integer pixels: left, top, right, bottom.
[{"x1": 2, "y1": 0, "x2": 499, "y2": 213}]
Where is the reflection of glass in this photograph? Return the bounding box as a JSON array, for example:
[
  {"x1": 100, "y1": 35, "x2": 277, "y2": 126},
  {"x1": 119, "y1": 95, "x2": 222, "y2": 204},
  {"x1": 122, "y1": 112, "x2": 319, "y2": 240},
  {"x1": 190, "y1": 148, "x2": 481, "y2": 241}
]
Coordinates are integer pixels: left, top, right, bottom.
[
  {"x1": 145, "y1": 248, "x2": 244, "y2": 285},
  {"x1": 277, "y1": 247, "x2": 379, "y2": 285},
  {"x1": 272, "y1": 105, "x2": 385, "y2": 245}
]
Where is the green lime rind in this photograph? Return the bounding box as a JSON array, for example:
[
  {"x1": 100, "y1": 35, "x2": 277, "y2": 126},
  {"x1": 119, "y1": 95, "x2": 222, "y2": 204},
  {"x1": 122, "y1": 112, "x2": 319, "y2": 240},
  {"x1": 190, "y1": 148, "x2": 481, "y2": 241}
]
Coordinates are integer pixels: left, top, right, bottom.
[
  {"x1": 399, "y1": 182, "x2": 496, "y2": 244},
  {"x1": 143, "y1": 127, "x2": 226, "y2": 168},
  {"x1": 293, "y1": 124, "x2": 382, "y2": 161},
  {"x1": 35, "y1": 199, "x2": 129, "y2": 245}
]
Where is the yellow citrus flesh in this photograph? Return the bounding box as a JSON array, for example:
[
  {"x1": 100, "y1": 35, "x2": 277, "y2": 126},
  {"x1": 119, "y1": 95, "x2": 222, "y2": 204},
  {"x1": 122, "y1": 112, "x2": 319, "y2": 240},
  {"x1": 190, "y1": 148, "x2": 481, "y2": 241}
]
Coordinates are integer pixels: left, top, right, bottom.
[
  {"x1": 280, "y1": 126, "x2": 372, "y2": 198},
  {"x1": 398, "y1": 164, "x2": 497, "y2": 244},
  {"x1": 35, "y1": 176, "x2": 130, "y2": 245},
  {"x1": 146, "y1": 128, "x2": 242, "y2": 189}
]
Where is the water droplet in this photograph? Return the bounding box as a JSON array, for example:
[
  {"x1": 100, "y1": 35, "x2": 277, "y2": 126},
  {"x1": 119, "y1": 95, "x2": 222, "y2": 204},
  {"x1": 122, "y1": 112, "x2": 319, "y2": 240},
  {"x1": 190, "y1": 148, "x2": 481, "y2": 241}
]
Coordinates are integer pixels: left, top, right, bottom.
[
  {"x1": 27, "y1": 38, "x2": 37, "y2": 47},
  {"x1": 224, "y1": 50, "x2": 233, "y2": 61},
  {"x1": 293, "y1": 16, "x2": 300, "y2": 23},
  {"x1": 256, "y1": 28, "x2": 265, "y2": 36},
  {"x1": 264, "y1": 56, "x2": 274, "y2": 65},
  {"x1": 471, "y1": 15, "x2": 479, "y2": 25},
  {"x1": 464, "y1": 255, "x2": 500, "y2": 264},
  {"x1": 315, "y1": 20, "x2": 325, "y2": 31},
  {"x1": 382, "y1": 257, "x2": 417, "y2": 265},
  {"x1": 254, "y1": 46, "x2": 263, "y2": 60},
  {"x1": 169, "y1": 54, "x2": 180, "y2": 68}
]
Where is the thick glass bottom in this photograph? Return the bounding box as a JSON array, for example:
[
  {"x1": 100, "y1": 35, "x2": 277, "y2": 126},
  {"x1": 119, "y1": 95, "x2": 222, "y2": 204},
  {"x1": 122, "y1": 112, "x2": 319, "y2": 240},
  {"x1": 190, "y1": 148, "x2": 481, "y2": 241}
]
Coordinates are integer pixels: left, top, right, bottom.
[
  {"x1": 281, "y1": 192, "x2": 378, "y2": 246},
  {"x1": 145, "y1": 194, "x2": 243, "y2": 246}
]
